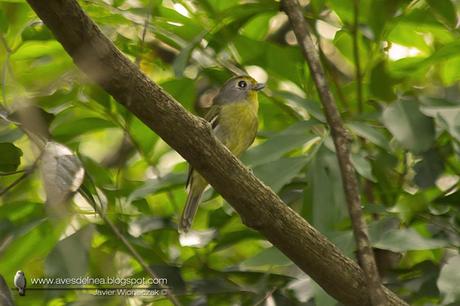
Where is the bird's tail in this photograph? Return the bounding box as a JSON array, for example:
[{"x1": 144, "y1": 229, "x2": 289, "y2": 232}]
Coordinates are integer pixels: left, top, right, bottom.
[
  {"x1": 18, "y1": 288, "x2": 25, "y2": 296},
  {"x1": 179, "y1": 186, "x2": 205, "y2": 233}
]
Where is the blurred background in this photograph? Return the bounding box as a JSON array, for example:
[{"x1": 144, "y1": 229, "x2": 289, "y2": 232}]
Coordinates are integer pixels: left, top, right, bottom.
[{"x1": 0, "y1": 0, "x2": 460, "y2": 305}]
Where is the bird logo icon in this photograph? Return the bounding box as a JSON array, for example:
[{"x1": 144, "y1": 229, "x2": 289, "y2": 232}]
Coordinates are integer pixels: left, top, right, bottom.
[{"x1": 13, "y1": 271, "x2": 26, "y2": 296}]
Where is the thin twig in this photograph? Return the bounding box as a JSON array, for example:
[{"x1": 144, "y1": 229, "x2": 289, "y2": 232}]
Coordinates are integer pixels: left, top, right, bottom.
[
  {"x1": 281, "y1": 1, "x2": 388, "y2": 305},
  {"x1": 0, "y1": 35, "x2": 11, "y2": 53},
  {"x1": 0, "y1": 169, "x2": 26, "y2": 176},
  {"x1": 309, "y1": 18, "x2": 350, "y2": 111},
  {"x1": 134, "y1": 1, "x2": 152, "y2": 67},
  {"x1": 0, "y1": 167, "x2": 35, "y2": 197},
  {"x1": 79, "y1": 185, "x2": 182, "y2": 306},
  {"x1": 322, "y1": 56, "x2": 350, "y2": 112}
]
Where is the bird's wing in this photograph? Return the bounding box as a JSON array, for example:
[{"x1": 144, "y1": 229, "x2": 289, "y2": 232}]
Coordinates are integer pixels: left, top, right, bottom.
[
  {"x1": 185, "y1": 106, "x2": 221, "y2": 189},
  {"x1": 204, "y1": 105, "x2": 221, "y2": 129},
  {"x1": 14, "y1": 275, "x2": 24, "y2": 288}
]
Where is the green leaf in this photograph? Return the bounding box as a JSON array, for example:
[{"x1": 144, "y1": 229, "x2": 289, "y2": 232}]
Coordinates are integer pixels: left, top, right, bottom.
[
  {"x1": 369, "y1": 60, "x2": 397, "y2": 101},
  {"x1": 11, "y1": 40, "x2": 64, "y2": 60},
  {"x1": 367, "y1": 0, "x2": 402, "y2": 41},
  {"x1": 413, "y1": 149, "x2": 444, "y2": 189},
  {"x1": 439, "y1": 56, "x2": 460, "y2": 85},
  {"x1": 326, "y1": 0, "x2": 354, "y2": 23},
  {"x1": 45, "y1": 225, "x2": 94, "y2": 278},
  {"x1": 305, "y1": 145, "x2": 348, "y2": 234},
  {"x1": 420, "y1": 104, "x2": 460, "y2": 142},
  {"x1": 113, "y1": 0, "x2": 127, "y2": 7},
  {"x1": 87, "y1": 85, "x2": 111, "y2": 108},
  {"x1": 0, "y1": 201, "x2": 43, "y2": 222},
  {"x1": 426, "y1": 0, "x2": 457, "y2": 29},
  {"x1": 153, "y1": 7, "x2": 203, "y2": 41},
  {"x1": 79, "y1": 155, "x2": 114, "y2": 187},
  {"x1": 333, "y1": 30, "x2": 368, "y2": 67},
  {"x1": 128, "y1": 172, "x2": 185, "y2": 203},
  {"x1": 253, "y1": 156, "x2": 310, "y2": 193},
  {"x1": 0, "y1": 9, "x2": 8, "y2": 33},
  {"x1": 242, "y1": 120, "x2": 319, "y2": 167},
  {"x1": 427, "y1": 40, "x2": 460, "y2": 63},
  {"x1": 0, "y1": 219, "x2": 63, "y2": 278},
  {"x1": 214, "y1": 230, "x2": 262, "y2": 251},
  {"x1": 382, "y1": 100, "x2": 435, "y2": 153},
  {"x1": 160, "y1": 78, "x2": 197, "y2": 111},
  {"x1": 127, "y1": 115, "x2": 159, "y2": 156},
  {"x1": 232, "y1": 35, "x2": 265, "y2": 64},
  {"x1": 51, "y1": 117, "x2": 115, "y2": 141},
  {"x1": 388, "y1": 57, "x2": 429, "y2": 79},
  {"x1": 128, "y1": 216, "x2": 175, "y2": 237},
  {"x1": 258, "y1": 94, "x2": 298, "y2": 131},
  {"x1": 434, "y1": 190, "x2": 460, "y2": 206},
  {"x1": 0, "y1": 126, "x2": 23, "y2": 143},
  {"x1": 0, "y1": 142, "x2": 22, "y2": 172},
  {"x1": 275, "y1": 91, "x2": 325, "y2": 122},
  {"x1": 172, "y1": 32, "x2": 206, "y2": 77},
  {"x1": 387, "y1": 22, "x2": 430, "y2": 53},
  {"x1": 389, "y1": 192, "x2": 433, "y2": 223},
  {"x1": 240, "y1": 247, "x2": 291, "y2": 269},
  {"x1": 373, "y1": 228, "x2": 449, "y2": 252},
  {"x1": 266, "y1": 43, "x2": 304, "y2": 82},
  {"x1": 189, "y1": 279, "x2": 242, "y2": 295},
  {"x1": 21, "y1": 22, "x2": 53, "y2": 41},
  {"x1": 347, "y1": 121, "x2": 390, "y2": 151},
  {"x1": 351, "y1": 153, "x2": 376, "y2": 182},
  {"x1": 389, "y1": 39, "x2": 460, "y2": 82},
  {"x1": 205, "y1": 0, "x2": 239, "y2": 12},
  {"x1": 240, "y1": 12, "x2": 275, "y2": 40}
]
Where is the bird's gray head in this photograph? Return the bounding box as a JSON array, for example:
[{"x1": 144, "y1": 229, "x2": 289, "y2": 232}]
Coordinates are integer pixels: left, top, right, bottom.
[{"x1": 213, "y1": 76, "x2": 265, "y2": 105}]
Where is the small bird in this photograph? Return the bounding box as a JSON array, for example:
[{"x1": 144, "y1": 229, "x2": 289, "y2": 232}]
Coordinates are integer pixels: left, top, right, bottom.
[
  {"x1": 179, "y1": 75, "x2": 264, "y2": 233},
  {"x1": 14, "y1": 270, "x2": 26, "y2": 296}
]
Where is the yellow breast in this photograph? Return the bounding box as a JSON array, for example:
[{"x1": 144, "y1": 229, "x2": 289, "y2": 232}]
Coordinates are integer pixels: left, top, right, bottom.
[{"x1": 215, "y1": 96, "x2": 258, "y2": 156}]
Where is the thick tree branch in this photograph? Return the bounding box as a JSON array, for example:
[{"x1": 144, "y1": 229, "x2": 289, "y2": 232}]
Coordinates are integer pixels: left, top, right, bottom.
[
  {"x1": 281, "y1": 1, "x2": 390, "y2": 305},
  {"x1": 25, "y1": 1, "x2": 407, "y2": 305}
]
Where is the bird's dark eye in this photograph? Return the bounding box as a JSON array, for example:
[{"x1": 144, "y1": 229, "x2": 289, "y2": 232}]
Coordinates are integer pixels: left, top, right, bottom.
[{"x1": 237, "y1": 80, "x2": 247, "y2": 88}]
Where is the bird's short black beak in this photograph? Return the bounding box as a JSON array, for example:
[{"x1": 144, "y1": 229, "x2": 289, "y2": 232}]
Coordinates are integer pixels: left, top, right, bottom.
[{"x1": 253, "y1": 83, "x2": 265, "y2": 91}]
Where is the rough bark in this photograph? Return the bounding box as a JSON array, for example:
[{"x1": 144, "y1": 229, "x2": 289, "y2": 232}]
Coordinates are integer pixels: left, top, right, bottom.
[
  {"x1": 282, "y1": 0, "x2": 389, "y2": 305},
  {"x1": 25, "y1": 1, "x2": 407, "y2": 305}
]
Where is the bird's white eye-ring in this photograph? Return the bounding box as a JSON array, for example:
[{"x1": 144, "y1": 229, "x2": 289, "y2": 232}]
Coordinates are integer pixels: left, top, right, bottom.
[{"x1": 237, "y1": 80, "x2": 247, "y2": 88}]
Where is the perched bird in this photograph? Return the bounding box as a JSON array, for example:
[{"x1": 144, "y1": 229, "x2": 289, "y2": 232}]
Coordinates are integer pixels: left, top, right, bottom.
[
  {"x1": 14, "y1": 270, "x2": 26, "y2": 296},
  {"x1": 179, "y1": 76, "x2": 264, "y2": 233}
]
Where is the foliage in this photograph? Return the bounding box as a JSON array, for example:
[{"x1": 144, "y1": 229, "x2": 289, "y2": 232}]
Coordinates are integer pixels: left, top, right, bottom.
[{"x1": 1, "y1": 0, "x2": 460, "y2": 305}]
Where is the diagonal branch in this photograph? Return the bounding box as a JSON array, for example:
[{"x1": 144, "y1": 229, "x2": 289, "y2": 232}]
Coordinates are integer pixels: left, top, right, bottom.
[
  {"x1": 24, "y1": 1, "x2": 407, "y2": 305},
  {"x1": 78, "y1": 185, "x2": 181, "y2": 305},
  {"x1": 281, "y1": 0, "x2": 388, "y2": 305}
]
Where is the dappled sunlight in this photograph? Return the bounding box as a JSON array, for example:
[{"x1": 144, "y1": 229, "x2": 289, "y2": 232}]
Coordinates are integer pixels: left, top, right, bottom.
[{"x1": 1, "y1": 0, "x2": 459, "y2": 304}]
